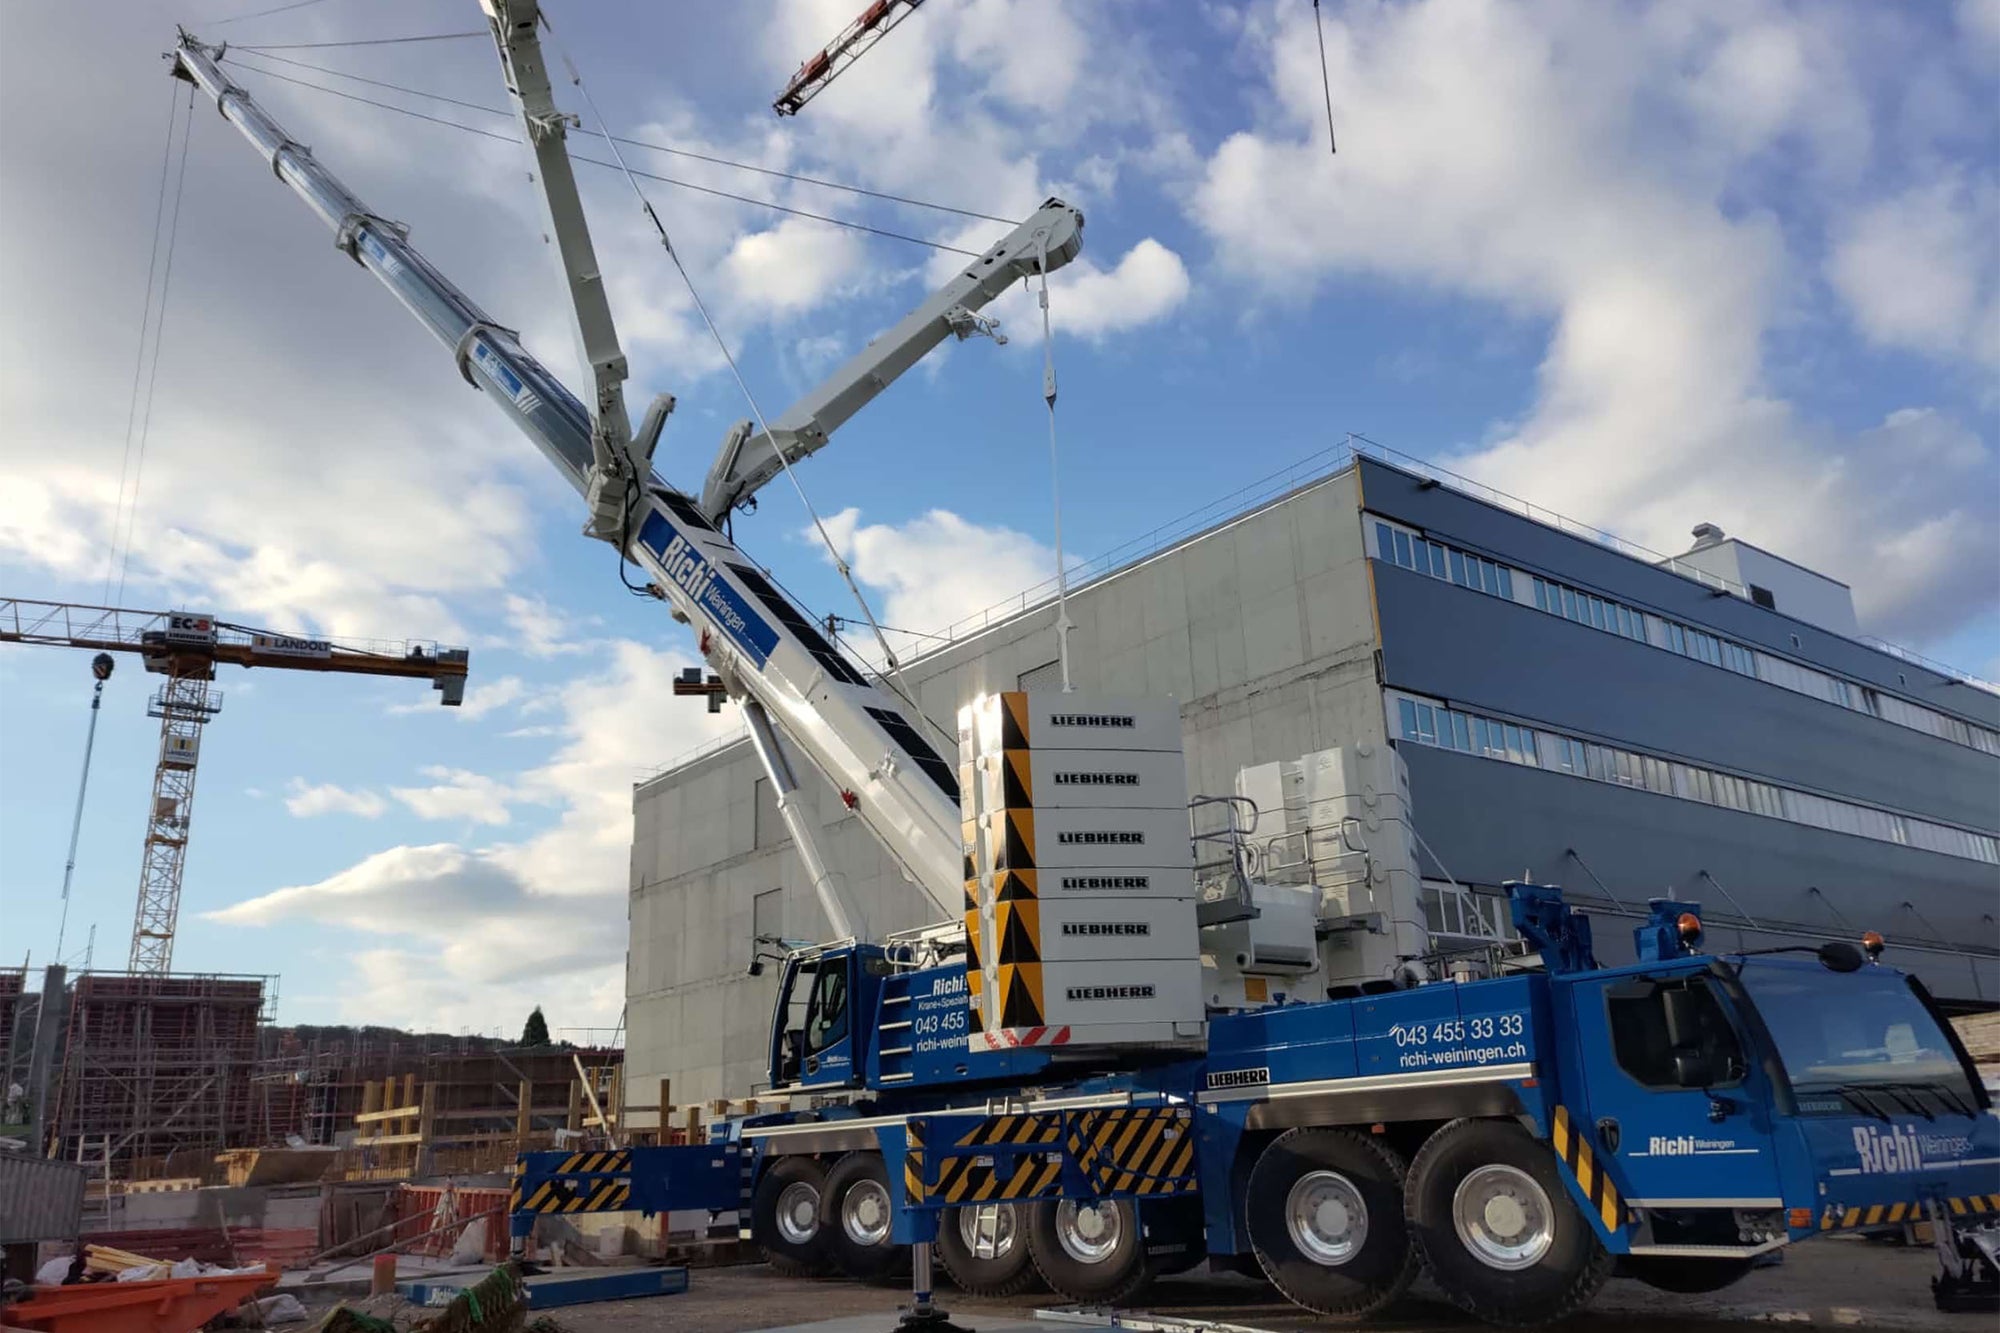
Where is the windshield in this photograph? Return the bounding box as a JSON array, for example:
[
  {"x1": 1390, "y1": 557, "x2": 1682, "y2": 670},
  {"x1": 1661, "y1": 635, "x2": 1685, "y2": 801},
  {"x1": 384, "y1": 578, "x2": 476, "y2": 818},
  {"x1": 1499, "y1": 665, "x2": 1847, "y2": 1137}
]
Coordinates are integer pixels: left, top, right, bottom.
[{"x1": 1736, "y1": 961, "x2": 1976, "y2": 1109}]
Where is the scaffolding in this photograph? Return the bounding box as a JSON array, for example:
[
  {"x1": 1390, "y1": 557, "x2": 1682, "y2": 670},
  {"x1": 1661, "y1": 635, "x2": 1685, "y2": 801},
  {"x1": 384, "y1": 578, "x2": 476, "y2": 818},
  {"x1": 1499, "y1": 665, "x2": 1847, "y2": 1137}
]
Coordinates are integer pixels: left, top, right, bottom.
[{"x1": 47, "y1": 971, "x2": 272, "y2": 1170}]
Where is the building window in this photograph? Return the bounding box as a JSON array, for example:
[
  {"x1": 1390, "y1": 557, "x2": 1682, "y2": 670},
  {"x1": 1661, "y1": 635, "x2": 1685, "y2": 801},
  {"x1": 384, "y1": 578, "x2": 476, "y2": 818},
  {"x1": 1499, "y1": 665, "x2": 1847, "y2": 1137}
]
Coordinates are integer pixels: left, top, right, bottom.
[
  {"x1": 753, "y1": 777, "x2": 787, "y2": 849},
  {"x1": 1750, "y1": 584, "x2": 1776, "y2": 610},
  {"x1": 1385, "y1": 689, "x2": 1998, "y2": 867},
  {"x1": 1368, "y1": 514, "x2": 1999, "y2": 757}
]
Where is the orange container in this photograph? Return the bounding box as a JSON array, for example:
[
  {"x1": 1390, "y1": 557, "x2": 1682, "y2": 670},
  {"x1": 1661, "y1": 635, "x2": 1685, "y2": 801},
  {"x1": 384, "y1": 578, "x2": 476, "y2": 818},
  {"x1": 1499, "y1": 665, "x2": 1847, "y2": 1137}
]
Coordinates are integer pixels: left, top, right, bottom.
[{"x1": 3, "y1": 1270, "x2": 277, "y2": 1333}]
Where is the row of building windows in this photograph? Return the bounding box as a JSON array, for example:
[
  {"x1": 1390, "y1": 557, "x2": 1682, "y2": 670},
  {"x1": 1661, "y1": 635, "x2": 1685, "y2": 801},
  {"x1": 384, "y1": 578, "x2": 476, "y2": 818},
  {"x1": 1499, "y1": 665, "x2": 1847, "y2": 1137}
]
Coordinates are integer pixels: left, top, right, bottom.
[
  {"x1": 1391, "y1": 692, "x2": 2000, "y2": 866},
  {"x1": 1371, "y1": 519, "x2": 2000, "y2": 757}
]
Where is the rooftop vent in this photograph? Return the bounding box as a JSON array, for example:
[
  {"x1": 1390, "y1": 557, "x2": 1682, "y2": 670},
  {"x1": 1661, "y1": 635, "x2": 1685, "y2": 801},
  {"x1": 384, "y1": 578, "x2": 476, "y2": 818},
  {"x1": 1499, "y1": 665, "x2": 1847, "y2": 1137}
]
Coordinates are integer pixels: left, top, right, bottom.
[{"x1": 1689, "y1": 522, "x2": 1727, "y2": 549}]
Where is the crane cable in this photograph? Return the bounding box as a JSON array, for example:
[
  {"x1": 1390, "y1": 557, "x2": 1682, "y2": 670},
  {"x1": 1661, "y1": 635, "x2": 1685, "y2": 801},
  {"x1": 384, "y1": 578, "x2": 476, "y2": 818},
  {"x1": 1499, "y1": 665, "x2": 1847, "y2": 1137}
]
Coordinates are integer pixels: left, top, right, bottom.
[
  {"x1": 218, "y1": 59, "x2": 988, "y2": 257},
  {"x1": 1312, "y1": 0, "x2": 1338, "y2": 155},
  {"x1": 537, "y1": 16, "x2": 923, "y2": 708},
  {"x1": 102, "y1": 81, "x2": 183, "y2": 602},
  {"x1": 1037, "y1": 234, "x2": 1075, "y2": 694},
  {"x1": 107, "y1": 83, "x2": 197, "y2": 605},
  {"x1": 221, "y1": 47, "x2": 1018, "y2": 226}
]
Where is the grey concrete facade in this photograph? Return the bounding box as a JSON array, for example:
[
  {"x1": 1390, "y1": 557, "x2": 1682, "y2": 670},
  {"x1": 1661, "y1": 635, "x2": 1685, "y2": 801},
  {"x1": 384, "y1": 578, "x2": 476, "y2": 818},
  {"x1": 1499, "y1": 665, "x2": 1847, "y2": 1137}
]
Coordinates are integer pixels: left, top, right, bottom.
[{"x1": 626, "y1": 455, "x2": 2000, "y2": 1106}]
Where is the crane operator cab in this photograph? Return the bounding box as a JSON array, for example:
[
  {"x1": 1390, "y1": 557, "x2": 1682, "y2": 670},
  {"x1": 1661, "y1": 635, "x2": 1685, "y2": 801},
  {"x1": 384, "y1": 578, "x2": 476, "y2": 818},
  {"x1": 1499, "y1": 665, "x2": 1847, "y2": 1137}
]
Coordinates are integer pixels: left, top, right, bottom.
[{"x1": 770, "y1": 945, "x2": 868, "y2": 1090}]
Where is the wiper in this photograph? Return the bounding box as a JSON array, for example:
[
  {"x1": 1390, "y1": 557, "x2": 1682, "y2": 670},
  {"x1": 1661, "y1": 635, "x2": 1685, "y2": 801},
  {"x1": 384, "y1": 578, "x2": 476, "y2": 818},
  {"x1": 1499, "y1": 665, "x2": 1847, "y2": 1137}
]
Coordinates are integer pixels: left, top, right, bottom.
[
  {"x1": 1801, "y1": 1083, "x2": 1892, "y2": 1122},
  {"x1": 1875, "y1": 1080, "x2": 1972, "y2": 1120},
  {"x1": 1869, "y1": 1083, "x2": 1934, "y2": 1121}
]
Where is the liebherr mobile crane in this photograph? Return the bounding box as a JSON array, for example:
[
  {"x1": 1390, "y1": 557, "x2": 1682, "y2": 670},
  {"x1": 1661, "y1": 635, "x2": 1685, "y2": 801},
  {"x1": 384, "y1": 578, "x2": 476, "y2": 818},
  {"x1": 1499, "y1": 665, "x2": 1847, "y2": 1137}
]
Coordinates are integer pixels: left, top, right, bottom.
[{"x1": 171, "y1": 13, "x2": 1999, "y2": 1326}]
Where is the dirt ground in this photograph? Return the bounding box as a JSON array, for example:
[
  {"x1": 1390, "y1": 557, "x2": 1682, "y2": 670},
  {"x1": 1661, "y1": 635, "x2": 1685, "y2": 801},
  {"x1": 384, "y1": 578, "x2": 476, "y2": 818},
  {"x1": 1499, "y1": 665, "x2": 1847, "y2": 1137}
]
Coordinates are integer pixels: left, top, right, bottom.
[{"x1": 521, "y1": 1235, "x2": 1977, "y2": 1332}]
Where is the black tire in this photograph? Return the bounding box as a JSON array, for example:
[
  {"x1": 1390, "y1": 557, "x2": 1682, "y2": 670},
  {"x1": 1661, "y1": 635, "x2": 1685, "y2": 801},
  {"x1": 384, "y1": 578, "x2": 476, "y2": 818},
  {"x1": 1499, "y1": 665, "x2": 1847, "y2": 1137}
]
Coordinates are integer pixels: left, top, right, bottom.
[
  {"x1": 1405, "y1": 1118, "x2": 1612, "y2": 1327},
  {"x1": 1026, "y1": 1198, "x2": 1152, "y2": 1305},
  {"x1": 1620, "y1": 1255, "x2": 1757, "y2": 1294},
  {"x1": 1245, "y1": 1127, "x2": 1417, "y2": 1319},
  {"x1": 935, "y1": 1202, "x2": 1044, "y2": 1297},
  {"x1": 820, "y1": 1152, "x2": 909, "y2": 1283},
  {"x1": 752, "y1": 1155, "x2": 832, "y2": 1278}
]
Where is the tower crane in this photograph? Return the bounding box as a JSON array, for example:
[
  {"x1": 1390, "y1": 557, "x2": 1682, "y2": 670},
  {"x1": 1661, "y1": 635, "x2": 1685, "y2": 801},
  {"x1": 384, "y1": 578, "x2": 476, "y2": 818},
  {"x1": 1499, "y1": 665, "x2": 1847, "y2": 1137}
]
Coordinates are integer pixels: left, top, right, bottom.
[
  {"x1": 773, "y1": 0, "x2": 927, "y2": 116},
  {"x1": 0, "y1": 598, "x2": 469, "y2": 973}
]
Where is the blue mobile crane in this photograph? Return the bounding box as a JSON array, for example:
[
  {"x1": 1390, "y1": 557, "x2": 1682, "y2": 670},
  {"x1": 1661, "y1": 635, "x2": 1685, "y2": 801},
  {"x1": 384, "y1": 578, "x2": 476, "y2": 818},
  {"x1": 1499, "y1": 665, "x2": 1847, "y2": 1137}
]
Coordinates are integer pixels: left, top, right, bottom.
[{"x1": 168, "y1": 14, "x2": 1999, "y2": 1325}]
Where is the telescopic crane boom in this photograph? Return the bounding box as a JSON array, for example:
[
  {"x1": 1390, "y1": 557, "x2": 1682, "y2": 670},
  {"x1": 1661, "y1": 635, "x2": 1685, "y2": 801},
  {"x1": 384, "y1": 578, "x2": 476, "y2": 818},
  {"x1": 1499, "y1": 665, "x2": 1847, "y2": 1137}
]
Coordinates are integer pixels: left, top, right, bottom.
[
  {"x1": 167, "y1": 31, "x2": 1075, "y2": 940},
  {"x1": 0, "y1": 597, "x2": 468, "y2": 972}
]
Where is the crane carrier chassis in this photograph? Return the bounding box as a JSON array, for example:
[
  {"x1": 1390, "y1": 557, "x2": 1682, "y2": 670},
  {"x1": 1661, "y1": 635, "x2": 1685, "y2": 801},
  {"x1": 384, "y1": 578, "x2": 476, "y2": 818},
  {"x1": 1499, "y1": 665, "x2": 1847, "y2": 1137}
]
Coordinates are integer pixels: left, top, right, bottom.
[{"x1": 511, "y1": 890, "x2": 2000, "y2": 1326}]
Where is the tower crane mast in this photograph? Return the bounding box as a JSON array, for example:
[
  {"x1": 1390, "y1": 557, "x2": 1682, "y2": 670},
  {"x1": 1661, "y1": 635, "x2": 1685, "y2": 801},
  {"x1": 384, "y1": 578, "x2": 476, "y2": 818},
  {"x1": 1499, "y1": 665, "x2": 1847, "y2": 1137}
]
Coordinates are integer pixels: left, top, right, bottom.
[{"x1": 0, "y1": 598, "x2": 468, "y2": 972}]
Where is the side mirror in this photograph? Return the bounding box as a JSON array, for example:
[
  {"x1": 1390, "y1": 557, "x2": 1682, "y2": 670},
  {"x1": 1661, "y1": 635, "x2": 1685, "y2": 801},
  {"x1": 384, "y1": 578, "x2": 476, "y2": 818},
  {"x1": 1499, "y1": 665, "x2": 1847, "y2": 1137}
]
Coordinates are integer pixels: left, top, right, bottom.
[
  {"x1": 1817, "y1": 941, "x2": 1863, "y2": 973},
  {"x1": 1672, "y1": 1049, "x2": 1715, "y2": 1088}
]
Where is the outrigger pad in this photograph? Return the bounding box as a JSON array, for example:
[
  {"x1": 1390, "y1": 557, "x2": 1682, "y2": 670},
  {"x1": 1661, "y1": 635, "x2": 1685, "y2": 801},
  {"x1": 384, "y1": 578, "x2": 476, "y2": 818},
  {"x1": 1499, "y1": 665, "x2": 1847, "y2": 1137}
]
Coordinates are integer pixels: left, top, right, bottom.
[{"x1": 889, "y1": 1305, "x2": 976, "y2": 1332}]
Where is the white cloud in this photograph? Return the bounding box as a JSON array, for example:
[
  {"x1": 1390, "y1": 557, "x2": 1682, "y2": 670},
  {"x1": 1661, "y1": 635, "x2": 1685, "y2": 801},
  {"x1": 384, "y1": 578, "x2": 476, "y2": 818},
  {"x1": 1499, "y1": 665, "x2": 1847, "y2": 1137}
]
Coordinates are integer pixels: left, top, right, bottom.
[
  {"x1": 1187, "y1": 0, "x2": 1997, "y2": 644},
  {"x1": 390, "y1": 767, "x2": 518, "y2": 826},
  {"x1": 1048, "y1": 240, "x2": 1191, "y2": 341},
  {"x1": 283, "y1": 779, "x2": 387, "y2": 820},
  {"x1": 1827, "y1": 176, "x2": 1999, "y2": 368},
  {"x1": 503, "y1": 595, "x2": 595, "y2": 658},
  {"x1": 207, "y1": 640, "x2": 738, "y2": 1028},
  {"x1": 816, "y1": 507, "x2": 1056, "y2": 661},
  {"x1": 390, "y1": 674, "x2": 526, "y2": 720},
  {"x1": 722, "y1": 217, "x2": 868, "y2": 317}
]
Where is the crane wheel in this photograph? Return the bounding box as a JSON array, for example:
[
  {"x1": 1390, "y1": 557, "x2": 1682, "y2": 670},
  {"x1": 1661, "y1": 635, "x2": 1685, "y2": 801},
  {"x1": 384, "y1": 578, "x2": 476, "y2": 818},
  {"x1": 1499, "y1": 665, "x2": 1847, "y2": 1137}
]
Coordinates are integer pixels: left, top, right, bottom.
[
  {"x1": 752, "y1": 1155, "x2": 834, "y2": 1278},
  {"x1": 1026, "y1": 1198, "x2": 1152, "y2": 1305},
  {"x1": 1405, "y1": 1118, "x2": 1611, "y2": 1327},
  {"x1": 1620, "y1": 1255, "x2": 1757, "y2": 1294},
  {"x1": 819, "y1": 1152, "x2": 909, "y2": 1283},
  {"x1": 1245, "y1": 1126, "x2": 1417, "y2": 1319},
  {"x1": 936, "y1": 1203, "x2": 1045, "y2": 1297}
]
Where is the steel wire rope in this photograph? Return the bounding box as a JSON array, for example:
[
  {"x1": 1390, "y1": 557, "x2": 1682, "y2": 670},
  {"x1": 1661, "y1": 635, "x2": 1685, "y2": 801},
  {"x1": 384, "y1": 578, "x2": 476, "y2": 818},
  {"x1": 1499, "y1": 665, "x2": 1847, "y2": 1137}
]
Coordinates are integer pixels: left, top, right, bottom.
[
  {"x1": 205, "y1": 0, "x2": 338, "y2": 24},
  {"x1": 535, "y1": 14, "x2": 927, "y2": 716},
  {"x1": 114, "y1": 84, "x2": 199, "y2": 606},
  {"x1": 1311, "y1": 0, "x2": 1339, "y2": 155},
  {"x1": 102, "y1": 81, "x2": 184, "y2": 602},
  {"x1": 233, "y1": 31, "x2": 487, "y2": 51},
  {"x1": 223, "y1": 48, "x2": 1018, "y2": 225},
  {"x1": 219, "y1": 61, "x2": 986, "y2": 257}
]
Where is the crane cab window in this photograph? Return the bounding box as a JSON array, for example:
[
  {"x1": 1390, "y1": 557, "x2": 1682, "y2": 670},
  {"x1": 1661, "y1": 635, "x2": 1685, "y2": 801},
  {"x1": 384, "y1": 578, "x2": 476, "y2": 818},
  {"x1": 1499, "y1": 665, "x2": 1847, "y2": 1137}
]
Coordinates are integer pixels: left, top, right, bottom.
[
  {"x1": 1607, "y1": 974, "x2": 1745, "y2": 1090},
  {"x1": 805, "y1": 962, "x2": 849, "y2": 1054}
]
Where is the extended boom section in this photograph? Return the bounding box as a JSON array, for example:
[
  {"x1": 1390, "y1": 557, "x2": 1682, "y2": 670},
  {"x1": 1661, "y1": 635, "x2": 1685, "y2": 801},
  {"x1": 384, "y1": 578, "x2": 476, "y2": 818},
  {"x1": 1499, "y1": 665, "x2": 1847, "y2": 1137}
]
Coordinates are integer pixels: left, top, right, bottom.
[{"x1": 170, "y1": 35, "x2": 965, "y2": 916}]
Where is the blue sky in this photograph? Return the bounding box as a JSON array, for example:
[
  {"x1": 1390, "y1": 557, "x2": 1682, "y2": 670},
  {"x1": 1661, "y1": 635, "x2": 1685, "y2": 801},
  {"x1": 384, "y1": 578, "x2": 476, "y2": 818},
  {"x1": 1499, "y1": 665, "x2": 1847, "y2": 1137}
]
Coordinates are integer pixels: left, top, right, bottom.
[{"x1": 1, "y1": 0, "x2": 1994, "y2": 1035}]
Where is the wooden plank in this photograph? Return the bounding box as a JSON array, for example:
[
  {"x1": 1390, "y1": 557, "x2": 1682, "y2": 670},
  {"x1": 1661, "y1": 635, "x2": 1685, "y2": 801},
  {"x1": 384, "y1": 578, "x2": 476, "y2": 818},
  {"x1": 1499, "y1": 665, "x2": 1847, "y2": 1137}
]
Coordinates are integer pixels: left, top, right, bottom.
[
  {"x1": 516, "y1": 1080, "x2": 532, "y2": 1151},
  {"x1": 352, "y1": 1132, "x2": 426, "y2": 1147},
  {"x1": 354, "y1": 1105, "x2": 422, "y2": 1124}
]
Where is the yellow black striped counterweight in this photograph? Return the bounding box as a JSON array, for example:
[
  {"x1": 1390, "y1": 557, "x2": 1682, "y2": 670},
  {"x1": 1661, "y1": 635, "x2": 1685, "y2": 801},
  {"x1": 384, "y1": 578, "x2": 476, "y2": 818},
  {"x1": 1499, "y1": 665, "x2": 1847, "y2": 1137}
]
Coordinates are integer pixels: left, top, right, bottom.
[
  {"x1": 1550, "y1": 1106, "x2": 1622, "y2": 1234},
  {"x1": 511, "y1": 1149, "x2": 632, "y2": 1215}
]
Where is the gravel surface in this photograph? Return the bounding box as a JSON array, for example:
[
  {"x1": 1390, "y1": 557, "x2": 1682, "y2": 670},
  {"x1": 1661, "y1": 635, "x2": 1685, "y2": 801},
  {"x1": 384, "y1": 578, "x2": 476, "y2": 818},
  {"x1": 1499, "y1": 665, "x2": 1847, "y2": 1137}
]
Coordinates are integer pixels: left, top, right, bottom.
[{"x1": 531, "y1": 1234, "x2": 1978, "y2": 1332}]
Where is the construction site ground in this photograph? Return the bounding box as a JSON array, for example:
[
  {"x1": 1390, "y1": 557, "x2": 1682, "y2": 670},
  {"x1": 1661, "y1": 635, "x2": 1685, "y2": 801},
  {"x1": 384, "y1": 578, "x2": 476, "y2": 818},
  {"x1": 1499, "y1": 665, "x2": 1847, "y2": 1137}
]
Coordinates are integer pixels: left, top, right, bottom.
[{"x1": 312, "y1": 1235, "x2": 1972, "y2": 1333}]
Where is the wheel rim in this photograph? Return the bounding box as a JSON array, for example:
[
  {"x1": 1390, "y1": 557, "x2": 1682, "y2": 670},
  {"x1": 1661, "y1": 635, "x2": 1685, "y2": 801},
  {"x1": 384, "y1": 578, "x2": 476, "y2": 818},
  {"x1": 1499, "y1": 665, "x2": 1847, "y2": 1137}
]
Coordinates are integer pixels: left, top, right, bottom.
[
  {"x1": 775, "y1": 1180, "x2": 820, "y2": 1246},
  {"x1": 1284, "y1": 1169, "x2": 1369, "y2": 1266},
  {"x1": 1055, "y1": 1200, "x2": 1122, "y2": 1265},
  {"x1": 958, "y1": 1203, "x2": 1016, "y2": 1260},
  {"x1": 1451, "y1": 1164, "x2": 1554, "y2": 1271},
  {"x1": 842, "y1": 1178, "x2": 892, "y2": 1248}
]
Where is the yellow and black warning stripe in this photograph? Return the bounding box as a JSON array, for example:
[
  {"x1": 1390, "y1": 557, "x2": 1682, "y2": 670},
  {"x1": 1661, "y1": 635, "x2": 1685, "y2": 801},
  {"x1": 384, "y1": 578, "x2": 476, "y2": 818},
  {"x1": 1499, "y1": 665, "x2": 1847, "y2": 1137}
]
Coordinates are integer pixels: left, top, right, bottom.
[
  {"x1": 924, "y1": 1152, "x2": 1065, "y2": 1205},
  {"x1": 510, "y1": 1150, "x2": 634, "y2": 1215},
  {"x1": 1821, "y1": 1193, "x2": 2000, "y2": 1230},
  {"x1": 989, "y1": 810, "x2": 1037, "y2": 872},
  {"x1": 1066, "y1": 1108, "x2": 1197, "y2": 1197},
  {"x1": 953, "y1": 1114, "x2": 1064, "y2": 1150},
  {"x1": 992, "y1": 750, "x2": 1033, "y2": 807},
  {"x1": 1550, "y1": 1106, "x2": 1622, "y2": 1235},
  {"x1": 994, "y1": 961, "x2": 1045, "y2": 1029},
  {"x1": 903, "y1": 1120, "x2": 926, "y2": 1204},
  {"x1": 998, "y1": 692, "x2": 1032, "y2": 750}
]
